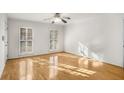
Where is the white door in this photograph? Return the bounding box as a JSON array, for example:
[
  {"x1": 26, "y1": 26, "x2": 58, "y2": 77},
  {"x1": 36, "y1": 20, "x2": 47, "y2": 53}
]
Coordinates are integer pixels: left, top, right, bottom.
[
  {"x1": 123, "y1": 20, "x2": 124, "y2": 67},
  {"x1": 0, "y1": 14, "x2": 6, "y2": 76}
]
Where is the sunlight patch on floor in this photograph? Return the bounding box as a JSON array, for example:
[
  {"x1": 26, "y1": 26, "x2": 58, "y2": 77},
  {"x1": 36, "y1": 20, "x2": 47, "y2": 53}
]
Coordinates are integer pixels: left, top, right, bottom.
[
  {"x1": 58, "y1": 67, "x2": 89, "y2": 77},
  {"x1": 58, "y1": 63, "x2": 96, "y2": 76},
  {"x1": 59, "y1": 63, "x2": 77, "y2": 69},
  {"x1": 77, "y1": 68, "x2": 96, "y2": 75}
]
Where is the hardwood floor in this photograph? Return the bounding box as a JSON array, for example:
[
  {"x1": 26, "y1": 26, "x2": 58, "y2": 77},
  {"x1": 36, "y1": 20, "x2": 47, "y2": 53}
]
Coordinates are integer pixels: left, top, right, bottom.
[{"x1": 1, "y1": 52, "x2": 124, "y2": 80}]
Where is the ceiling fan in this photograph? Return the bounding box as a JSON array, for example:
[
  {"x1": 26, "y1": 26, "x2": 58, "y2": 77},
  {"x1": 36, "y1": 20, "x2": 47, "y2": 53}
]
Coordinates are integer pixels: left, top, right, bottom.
[{"x1": 43, "y1": 13, "x2": 71, "y2": 24}]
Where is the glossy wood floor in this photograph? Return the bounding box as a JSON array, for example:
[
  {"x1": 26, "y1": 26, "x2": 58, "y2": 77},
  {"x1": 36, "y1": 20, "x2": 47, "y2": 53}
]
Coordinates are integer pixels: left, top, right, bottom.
[{"x1": 1, "y1": 52, "x2": 124, "y2": 80}]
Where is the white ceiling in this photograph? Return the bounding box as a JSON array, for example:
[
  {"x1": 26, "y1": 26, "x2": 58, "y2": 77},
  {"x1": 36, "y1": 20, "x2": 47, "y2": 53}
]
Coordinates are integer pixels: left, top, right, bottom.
[
  {"x1": 7, "y1": 13, "x2": 124, "y2": 25},
  {"x1": 7, "y1": 13, "x2": 99, "y2": 24}
]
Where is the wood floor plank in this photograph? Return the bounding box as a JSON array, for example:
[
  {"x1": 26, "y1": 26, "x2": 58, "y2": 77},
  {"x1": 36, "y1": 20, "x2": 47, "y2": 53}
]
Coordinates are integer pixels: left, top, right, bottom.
[{"x1": 1, "y1": 52, "x2": 124, "y2": 80}]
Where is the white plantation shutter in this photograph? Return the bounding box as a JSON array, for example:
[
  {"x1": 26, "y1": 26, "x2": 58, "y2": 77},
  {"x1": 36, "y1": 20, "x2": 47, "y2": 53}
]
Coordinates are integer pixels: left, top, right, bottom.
[
  {"x1": 49, "y1": 30, "x2": 58, "y2": 51},
  {"x1": 19, "y1": 27, "x2": 33, "y2": 55}
]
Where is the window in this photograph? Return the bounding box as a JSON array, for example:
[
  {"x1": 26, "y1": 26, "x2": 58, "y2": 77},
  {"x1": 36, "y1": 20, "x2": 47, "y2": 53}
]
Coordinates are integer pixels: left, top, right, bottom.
[
  {"x1": 19, "y1": 27, "x2": 33, "y2": 55},
  {"x1": 49, "y1": 30, "x2": 58, "y2": 51}
]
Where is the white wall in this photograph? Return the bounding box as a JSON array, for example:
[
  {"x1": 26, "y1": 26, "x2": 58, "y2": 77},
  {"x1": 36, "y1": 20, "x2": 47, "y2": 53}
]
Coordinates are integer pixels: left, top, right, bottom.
[
  {"x1": 64, "y1": 14, "x2": 123, "y2": 67},
  {"x1": 0, "y1": 14, "x2": 7, "y2": 77},
  {"x1": 8, "y1": 18, "x2": 64, "y2": 59}
]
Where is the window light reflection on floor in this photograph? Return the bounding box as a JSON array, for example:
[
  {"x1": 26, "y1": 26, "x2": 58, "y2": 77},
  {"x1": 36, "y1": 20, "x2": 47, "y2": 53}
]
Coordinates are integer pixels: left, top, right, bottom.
[
  {"x1": 48, "y1": 55, "x2": 96, "y2": 77},
  {"x1": 19, "y1": 59, "x2": 33, "y2": 80},
  {"x1": 49, "y1": 66, "x2": 58, "y2": 80},
  {"x1": 58, "y1": 63, "x2": 96, "y2": 76}
]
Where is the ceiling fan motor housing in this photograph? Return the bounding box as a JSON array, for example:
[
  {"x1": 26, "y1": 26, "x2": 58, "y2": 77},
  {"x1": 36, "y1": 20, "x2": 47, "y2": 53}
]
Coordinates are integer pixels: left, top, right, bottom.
[{"x1": 54, "y1": 13, "x2": 61, "y2": 17}]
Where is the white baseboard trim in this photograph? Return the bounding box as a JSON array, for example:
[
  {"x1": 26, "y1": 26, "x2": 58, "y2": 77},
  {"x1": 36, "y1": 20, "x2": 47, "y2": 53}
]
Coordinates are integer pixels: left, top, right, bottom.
[{"x1": 8, "y1": 51, "x2": 64, "y2": 60}]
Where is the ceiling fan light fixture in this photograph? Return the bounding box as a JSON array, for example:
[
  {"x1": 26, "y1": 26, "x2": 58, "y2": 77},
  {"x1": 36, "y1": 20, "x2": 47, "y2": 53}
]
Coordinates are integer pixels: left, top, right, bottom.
[{"x1": 54, "y1": 17, "x2": 61, "y2": 23}]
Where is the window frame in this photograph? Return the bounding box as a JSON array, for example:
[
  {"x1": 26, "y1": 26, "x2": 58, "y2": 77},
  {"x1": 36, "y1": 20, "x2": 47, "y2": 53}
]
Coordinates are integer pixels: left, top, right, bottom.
[
  {"x1": 49, "y1": 30, "x2": 58, "y2": 51},
  {"x1": 19, "y1": 27, "x2": 33, "y2": 55}
]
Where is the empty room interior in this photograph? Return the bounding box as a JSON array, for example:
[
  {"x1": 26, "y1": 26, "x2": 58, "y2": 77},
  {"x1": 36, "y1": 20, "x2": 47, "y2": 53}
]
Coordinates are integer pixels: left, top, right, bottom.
[{"x1": 0, "y1": 13, "x2": 124, "y2": 80}]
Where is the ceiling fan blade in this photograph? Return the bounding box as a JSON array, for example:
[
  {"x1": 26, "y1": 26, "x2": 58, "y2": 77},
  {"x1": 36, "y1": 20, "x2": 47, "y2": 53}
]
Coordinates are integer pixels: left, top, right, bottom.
[
  {"x1": 61, "y1": 19, "x2": 67, "y2": 23},
  {"x1": 63, "y1": 17, "x2": 71, "y2": 20}
]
